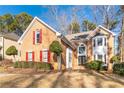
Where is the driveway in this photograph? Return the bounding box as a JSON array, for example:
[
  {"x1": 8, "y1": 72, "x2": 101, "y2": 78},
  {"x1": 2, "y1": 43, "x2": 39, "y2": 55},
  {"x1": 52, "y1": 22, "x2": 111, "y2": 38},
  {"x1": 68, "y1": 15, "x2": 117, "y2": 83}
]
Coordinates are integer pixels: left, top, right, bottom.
[{"x1": 0, "y1": 71, "x2": 124, "y2": 88}]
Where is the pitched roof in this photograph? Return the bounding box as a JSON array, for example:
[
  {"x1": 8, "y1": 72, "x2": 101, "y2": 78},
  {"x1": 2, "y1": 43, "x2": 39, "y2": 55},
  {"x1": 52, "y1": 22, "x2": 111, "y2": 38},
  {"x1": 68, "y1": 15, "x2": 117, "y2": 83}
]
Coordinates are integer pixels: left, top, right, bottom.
[
  {"x1": 66, "y1": 31, "x2": 94, "y2": 41},
  {"x1": 18, "y1": 16, "x2": 60, "y2": 43},
  {"x1": 0, "y1": 32, "x2": 20, "y2": 41},
  {"x1": 66, "y1": 25, "x2": 116, "y2": 41},
  {"x1": 17, "y1": 17, "x2": 74, "y2": 49}
]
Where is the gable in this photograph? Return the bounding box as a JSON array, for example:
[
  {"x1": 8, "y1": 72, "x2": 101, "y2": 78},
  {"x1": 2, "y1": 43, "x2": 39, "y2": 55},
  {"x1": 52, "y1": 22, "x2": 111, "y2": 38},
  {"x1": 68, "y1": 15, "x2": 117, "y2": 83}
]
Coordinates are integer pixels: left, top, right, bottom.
[
  {"x1": 18, "y1": 17, "x2": 60, "y2": 44},
  {"x1": 86, "y1": 25, "x2": 116, "y2": 40},
  {"x1": 18, "y1": 16, "x2": 74, "y2": 49}
]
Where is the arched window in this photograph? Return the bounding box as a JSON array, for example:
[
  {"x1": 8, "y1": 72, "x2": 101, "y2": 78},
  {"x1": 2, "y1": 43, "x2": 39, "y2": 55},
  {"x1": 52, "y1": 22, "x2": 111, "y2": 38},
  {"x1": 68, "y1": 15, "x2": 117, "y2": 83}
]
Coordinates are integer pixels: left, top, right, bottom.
[
  {"x1": 78, "y1": 43, "x2": 87, "y2": 65},
  {"x1": 78, "y1": 44, "x2": 86, "y2": 56}
]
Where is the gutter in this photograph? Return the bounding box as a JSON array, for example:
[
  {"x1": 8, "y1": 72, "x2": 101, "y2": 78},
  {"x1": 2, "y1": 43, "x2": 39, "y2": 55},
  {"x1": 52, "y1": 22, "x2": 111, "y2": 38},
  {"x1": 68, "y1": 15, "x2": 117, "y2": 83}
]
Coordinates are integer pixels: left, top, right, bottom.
[{"x1": 56, "y1": 32, "x2": 75, "y2": 50}]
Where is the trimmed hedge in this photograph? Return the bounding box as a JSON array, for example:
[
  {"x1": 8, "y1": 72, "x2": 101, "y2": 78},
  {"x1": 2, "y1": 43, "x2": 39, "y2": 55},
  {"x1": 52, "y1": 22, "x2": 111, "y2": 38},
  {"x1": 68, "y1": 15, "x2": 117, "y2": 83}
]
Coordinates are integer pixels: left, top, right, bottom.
[
  {"x1": 113, "y1": 63, "x2": 124, "y2": 76},
  {"x1": 13, "y1": 61, "x2": 53, "y2": 70},
  {"x1": 86, "y1": 60, "x2": 103, "y2": 71}
]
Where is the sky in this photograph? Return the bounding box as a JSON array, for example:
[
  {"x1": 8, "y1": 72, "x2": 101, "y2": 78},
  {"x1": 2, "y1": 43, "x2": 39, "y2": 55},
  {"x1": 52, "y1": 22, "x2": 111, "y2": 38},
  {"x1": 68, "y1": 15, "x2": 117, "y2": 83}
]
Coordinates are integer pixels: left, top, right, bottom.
[
  {"x1": 0, "y1": 5, "x2": 102, "y2": 31},
  {"x1": 0, "y1": 5, "x2": 120, "y2": 50}
]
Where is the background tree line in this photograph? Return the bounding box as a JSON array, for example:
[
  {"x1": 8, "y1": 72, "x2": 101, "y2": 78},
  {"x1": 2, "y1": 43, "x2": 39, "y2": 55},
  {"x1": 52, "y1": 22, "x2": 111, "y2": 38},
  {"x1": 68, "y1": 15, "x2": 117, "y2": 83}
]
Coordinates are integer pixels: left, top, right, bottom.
[
  {"x1": 0, "y1": 6, "x2": 123, "y2": 36},
  {"x1": 0, "y1": 12, "x2": 33, "y2": 36},
  {"x1": 45, "y1": 5, "x2": 122, "y2": 35}
]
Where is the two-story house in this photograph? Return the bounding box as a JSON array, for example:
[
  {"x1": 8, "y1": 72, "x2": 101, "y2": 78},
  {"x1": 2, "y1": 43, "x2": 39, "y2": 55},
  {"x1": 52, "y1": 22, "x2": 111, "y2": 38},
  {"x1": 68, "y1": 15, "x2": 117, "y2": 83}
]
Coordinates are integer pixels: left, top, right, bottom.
[{"x1": 18, "y1": 17, "x2": 115, "y2": 70}]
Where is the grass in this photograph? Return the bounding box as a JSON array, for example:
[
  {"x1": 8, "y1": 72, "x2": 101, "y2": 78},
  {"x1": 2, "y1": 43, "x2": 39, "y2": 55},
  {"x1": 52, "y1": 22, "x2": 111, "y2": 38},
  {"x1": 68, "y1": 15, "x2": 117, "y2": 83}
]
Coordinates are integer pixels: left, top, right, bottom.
[{"x1": 0, "y1": 71, "x2": 124, "y2": 88}]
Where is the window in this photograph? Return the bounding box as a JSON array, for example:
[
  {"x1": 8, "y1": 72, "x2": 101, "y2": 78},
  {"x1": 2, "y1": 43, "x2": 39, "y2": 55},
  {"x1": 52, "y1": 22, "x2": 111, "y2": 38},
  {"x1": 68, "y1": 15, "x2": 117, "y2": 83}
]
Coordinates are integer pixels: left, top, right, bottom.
[
  {"x1": 97, "y1": 38, "x2": 103, "y2": 46},
  {"x1": 104, "y1": 54, "x2": 106, "y2": 64},
  {"x1": 97, "y1": 55, "x2": 103, "y2": 61},
  {"x1": 93, "y1": 39, "x2": 95, "y2": 47},
  {"x1": 104, "y1": 38, "x2": 106, "y2": 46},
  {"x1": 94, "y1": 55, "x2": 96, "y2": 60},
  {"x1": 42, "y1": 50, "x2": 48, "y2": 62},
  {"x1": 69, "y1": 51, "x2": 72, "y2": 63},
  {"x1": 28, "y1": 52, "x2": 33, "y2": 61},
  {"x1": 78, "y1": 44, "x2": 85, "y2": 55},
  {"x1": 36, "y1": 31, "x2": 40, "y2": 43}
]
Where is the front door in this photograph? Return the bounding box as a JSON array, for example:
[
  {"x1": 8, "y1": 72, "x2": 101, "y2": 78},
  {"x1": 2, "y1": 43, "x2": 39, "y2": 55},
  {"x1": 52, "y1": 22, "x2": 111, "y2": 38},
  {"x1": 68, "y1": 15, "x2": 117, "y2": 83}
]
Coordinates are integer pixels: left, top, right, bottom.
[
  {"x1": 78, "y1": 56, "x2": 86, "y2": 65},
  {"x1": 66, "y1": 48, "x2": 72, "y2": 69}
]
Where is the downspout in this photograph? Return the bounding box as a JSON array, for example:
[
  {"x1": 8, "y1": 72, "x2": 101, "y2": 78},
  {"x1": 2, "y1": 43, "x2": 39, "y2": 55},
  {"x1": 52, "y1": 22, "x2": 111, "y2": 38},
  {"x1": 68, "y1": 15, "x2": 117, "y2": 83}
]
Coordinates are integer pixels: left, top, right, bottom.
[{"x1": 2, "y1": 37, "x2": 4, "y2": 60}]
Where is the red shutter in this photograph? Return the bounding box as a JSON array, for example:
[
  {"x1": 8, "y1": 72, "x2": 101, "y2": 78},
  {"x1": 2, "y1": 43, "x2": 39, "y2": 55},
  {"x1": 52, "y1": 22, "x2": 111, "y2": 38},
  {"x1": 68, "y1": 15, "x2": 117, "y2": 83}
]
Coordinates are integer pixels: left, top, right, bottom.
[
  {"x1": 26, "y1": 52, "x2": 28, "y2": 61},
  {"x1": 33, "y1": 31, "x2": 35, "y2": 44},
  {"x1": 48, "y1": 50, "x2": 50, "y2": 63},
  {"x1": 40, "y1": 51, "x2": 42, "y2": 62},
  {"x1": 32, "y1": 51, "x2": 34, "y2": 61},
  {"x1": 39, "y1": 29, "x2": 42, "y2": 43}
]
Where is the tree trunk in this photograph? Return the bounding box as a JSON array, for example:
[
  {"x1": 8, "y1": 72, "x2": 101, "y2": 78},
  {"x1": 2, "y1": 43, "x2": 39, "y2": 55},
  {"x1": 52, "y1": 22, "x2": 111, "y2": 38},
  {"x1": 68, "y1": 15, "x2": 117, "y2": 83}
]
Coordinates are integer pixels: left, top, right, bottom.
[
  {"x1": 57, "y1": 55, "x2": 61, "y2": 71},
  {"x1": 107, "y1": 62, "x2": 113, "y2": 73},
  {"x1": 13, "y1": 55, "x2": 16, "y2": 62}
]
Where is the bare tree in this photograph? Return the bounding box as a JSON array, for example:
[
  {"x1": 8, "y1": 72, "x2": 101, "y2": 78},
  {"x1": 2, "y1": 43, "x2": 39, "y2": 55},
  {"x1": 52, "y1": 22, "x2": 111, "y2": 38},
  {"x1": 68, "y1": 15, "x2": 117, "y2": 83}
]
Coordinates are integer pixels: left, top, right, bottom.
[
  {"x1": 91, "y1": 5, "x2": 119, "y2": 30},
  {"x1": 43, "y1": 6, "x2": 69, "y2": 35},
  {"x1": 44, "y1": 6, "x2": 85, "y2": 35}
]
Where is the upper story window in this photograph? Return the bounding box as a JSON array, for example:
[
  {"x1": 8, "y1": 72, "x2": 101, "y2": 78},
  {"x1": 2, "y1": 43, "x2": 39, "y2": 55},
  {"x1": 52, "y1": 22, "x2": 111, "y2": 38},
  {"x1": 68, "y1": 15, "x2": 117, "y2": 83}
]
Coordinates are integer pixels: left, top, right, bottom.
[
  {"x1": 104, "y1": 38, "x2": 106, "y2": 46},
  {"x1": 36, "y1": 31, "x2": 40, "y2": 43},
  {"x1": 93, "y1": 36, "x2": 107, "y2": 47},
  {"x1": 97, "y1": 38, "x2": 103, "y2": 46},
  {"x1": 33, "y1": 29, "x2": 42, "y2": 44}
]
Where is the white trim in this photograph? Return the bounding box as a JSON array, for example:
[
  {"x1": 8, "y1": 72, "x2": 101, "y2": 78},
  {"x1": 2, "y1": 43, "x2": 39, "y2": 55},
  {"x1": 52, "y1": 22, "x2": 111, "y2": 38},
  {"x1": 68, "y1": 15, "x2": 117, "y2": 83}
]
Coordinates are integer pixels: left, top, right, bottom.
[
  {"x1": 18, "y1": 16, "x2": 61, "y2": 43},
  {"x1": 77, "y1": 43, "x2": 87, "y2": 65},
  {"x1": 92, "y1": 36, "x2": 108, "y2": 65},
  {"x1": 77, "y1": 43, "x2": 86, "y2": 56},
  {"x1": 66, "y1": 48, "x2": 72, "y2": 69},
  {"x1": 86, "y1": 25, "x2": 116, "y2": 40},
  {"x1": 98, "y1": 25, "x2": 116, "y2": 36},
  {"x1": 42, "y1": 50, "x2": 48, "y2": 62},
  {"x1": 27, "y1": 51, "x2": 33, "y2": 61},
  {"x1": 93, "y1": 36, "x2": 107, "y2": 47}
]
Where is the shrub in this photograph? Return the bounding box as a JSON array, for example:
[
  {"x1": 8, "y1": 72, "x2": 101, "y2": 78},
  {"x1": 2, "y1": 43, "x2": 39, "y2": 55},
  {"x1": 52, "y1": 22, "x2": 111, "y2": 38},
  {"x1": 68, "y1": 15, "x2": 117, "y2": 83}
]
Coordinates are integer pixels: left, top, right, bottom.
[
  {"x1": 110, "y1": 55, "x2": 120, "y2": 63},
  {"x1": 13, "y1": 62, "x2": 18, "y2": 68},
  {"x1": 49, "y1": 40, "x2": 62, "y2": 56},
  {"x1": 86, "y1": 60, "x2": 103, "y2": 71},
  {"x1": 29, "y1": 62, "x2": 34, "y2": 68},
  {"x1": 43, "y1": 62, "x2": 51, "y2": 70},
  {"x1": 34, "y1": 62, "x2": 51, "y2": 70},
  {"x1": 113, "y1": 63, "x2": 124, "y2": 76},
  {"x1": 0, "y1": 54, "x2": 2, "y2": 61},
  {"x1": 13, "y1": 61, "x2": 52, "y2": 70},
  {"x1": 18, "y1": 62, "x2": 22, "y2": 68},
  {"x1": 6, "y1": 46, "x2": 18, "y2": 56},
  {"x1": 21, "y1": 62, "x2": 29, "y2": 68},
  {"x1": 34, "y1": 62, "x2": 43, "y2": 69}
]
